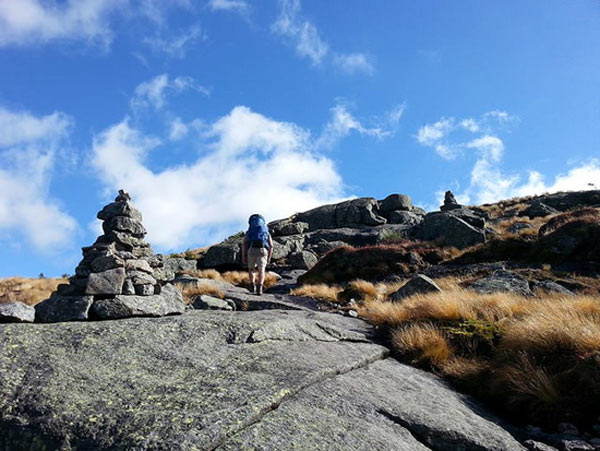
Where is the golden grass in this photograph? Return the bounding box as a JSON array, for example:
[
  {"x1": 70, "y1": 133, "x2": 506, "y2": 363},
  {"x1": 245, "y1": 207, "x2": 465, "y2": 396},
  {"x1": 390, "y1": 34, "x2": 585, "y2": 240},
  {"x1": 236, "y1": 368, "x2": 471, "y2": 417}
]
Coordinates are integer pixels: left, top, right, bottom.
[
  {"x1": 356, "y1": 282, "x2": 600, "y2": 428},
  {"x1": 0, "y1": 277, "x2": 67, "y2": 306},
  {"x1": 392, "y1": 323, "x2": 452, "y2": 367},
  {"x1": 290, "y1": 284, "x2": 343, "y2": 302},
  {"x1": 179, "y1": 269, "x2": 278, "y2": 288},
  {"x1": 175, "y1": 282, "x2": 225, "y2": 304},
  {"x1": 221, "y1": 271, "x2": 278, "y2": 288}
]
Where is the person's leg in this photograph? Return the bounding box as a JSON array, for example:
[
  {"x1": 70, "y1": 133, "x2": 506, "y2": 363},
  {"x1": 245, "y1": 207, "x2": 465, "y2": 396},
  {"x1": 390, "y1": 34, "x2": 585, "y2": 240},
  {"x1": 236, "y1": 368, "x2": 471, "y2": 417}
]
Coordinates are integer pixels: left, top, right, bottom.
[
  {"x1": 248, "y1": 268, "x2": 256, "y2": 293},
  {"x1": 247, "y1": 248, "x2": 258, "y2": 293},
  {"x1": 256, "y1": 249, "x2": 268, "y2": 295}
]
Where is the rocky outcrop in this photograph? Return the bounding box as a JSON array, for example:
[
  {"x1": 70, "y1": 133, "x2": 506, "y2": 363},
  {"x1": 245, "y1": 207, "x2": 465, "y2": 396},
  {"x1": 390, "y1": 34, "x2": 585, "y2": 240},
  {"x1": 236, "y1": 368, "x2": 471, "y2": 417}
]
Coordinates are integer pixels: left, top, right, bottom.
[
  {"x1": 35, "y1": 190, "x2": 184, "y2": 322},
  {"x1": 0, "y1": 310, "x2": 525, "y2": 450},
  {"x1": 204, "y1": 194, "x2": 426, "y2": 270}
]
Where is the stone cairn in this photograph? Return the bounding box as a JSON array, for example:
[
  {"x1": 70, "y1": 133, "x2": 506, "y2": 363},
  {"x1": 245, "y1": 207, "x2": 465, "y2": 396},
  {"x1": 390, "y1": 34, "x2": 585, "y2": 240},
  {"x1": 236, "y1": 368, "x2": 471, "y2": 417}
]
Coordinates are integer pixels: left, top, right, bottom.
[
  {"x1": 440, "y1": 190, "x2": 462, "y2": 211},
  {"x1": 35, "y1": 190, "x2": 185, "y2": 323}
]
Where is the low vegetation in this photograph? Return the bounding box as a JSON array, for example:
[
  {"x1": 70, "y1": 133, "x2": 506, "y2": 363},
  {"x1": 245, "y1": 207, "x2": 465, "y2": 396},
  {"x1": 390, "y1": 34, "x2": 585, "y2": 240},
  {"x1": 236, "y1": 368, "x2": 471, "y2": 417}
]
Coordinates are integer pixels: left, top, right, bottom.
[
  {"x1": 0, "y1": 277, "x2": 67, "y2": 306},
  {"x1": 175, "y1": 281, "x2": 225, "y2": 304},
  {"x1": 356, "y1": 286, "x2": 600, "y2": 429},
  {"x1": 181, "y1": 269, "x2": 279, "y2": 289}
]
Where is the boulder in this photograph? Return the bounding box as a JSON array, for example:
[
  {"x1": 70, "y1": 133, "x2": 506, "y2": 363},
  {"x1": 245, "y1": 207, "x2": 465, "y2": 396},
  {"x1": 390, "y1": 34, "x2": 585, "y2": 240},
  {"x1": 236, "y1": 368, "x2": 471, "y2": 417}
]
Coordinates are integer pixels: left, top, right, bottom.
[
  {"x1": 0, "y1": 302, "x2": 35, "y2": 323},
  {"x1": 519, "y1": 202, "x2": 558, "y2": 219},
  {"x1": 162, "y1": 257, "x2": 198, "y2": 274},
  {"x1": 335, "y1": 198, "x2": 387, "y2": 228},
  {"x1": 380, "y1": 194, "x2": 413, "y2": 214},
  {"x1": 390, "y1": 274, "x2": 442, "y2": 302},
  {"x1": 0, "y1": 310, "x2": 526, "y2": 450},
  {"x1": 92, "y1": 284, "x2": 184, "y2": 319},
  {"x1": 288, "y1": 251, "x2": 318, "y2": 270},
  {"x1": 203, "y1": 239, "x2": 243, "y2": 268},
  {"x1": 531, "y1": 280, "x2": 574, "y2": 295},
  {"x1": 270, "y1": 220, "x2": 309, "y2": 236},
  {"x1": 85, "y1": 267, "x2": 126, "y2": 295},
  {"x1": 35, "y1": 295, "x2": 94, "y2": 323},
  {"x1": 271, "y1": 235, "x2": 304, "y2": 261},
  {"x1": 295, "y1": 198, "x2": 387, "y2": 230},
  {"x1": 388, "y1": 210, "x2": 422, "y2": 226},
  {"x1": 470, "y1": 270, "x2": 533, "y2": 296},
  {"x1": 192, "y1": 295, "x2": 235, "y2": 311},
  {"x1": 416, "y1": 212, "x2": 486, "y2": 248}
]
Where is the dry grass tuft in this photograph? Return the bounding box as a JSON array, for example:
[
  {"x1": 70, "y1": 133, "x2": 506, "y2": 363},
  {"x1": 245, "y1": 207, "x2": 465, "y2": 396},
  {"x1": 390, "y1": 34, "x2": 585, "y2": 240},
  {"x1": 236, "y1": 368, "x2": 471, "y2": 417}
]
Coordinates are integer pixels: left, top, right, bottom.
[
  {"x1": 290, "y1": 284, "x2": 343, "y2": 302},
  {"x1": 175, "y1": 282, "x2": 225, "y2": 304},
  {"x1": 392, "y1": 323, "x2": 452, "y2": 367},
  {"x1": 0, "y1": 277, "x2": 67, "y2": 306}
]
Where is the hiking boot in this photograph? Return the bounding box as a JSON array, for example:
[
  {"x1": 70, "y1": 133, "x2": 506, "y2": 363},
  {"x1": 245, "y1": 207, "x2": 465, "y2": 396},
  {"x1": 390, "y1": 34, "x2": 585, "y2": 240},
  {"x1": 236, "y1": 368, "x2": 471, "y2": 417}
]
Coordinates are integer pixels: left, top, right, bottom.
[
  {"x1": 257, "y1": 285, "x2": 263, "y2": 296},
  {"x1": 252, "y1": 284, "x2": 257, "y2": 294}
]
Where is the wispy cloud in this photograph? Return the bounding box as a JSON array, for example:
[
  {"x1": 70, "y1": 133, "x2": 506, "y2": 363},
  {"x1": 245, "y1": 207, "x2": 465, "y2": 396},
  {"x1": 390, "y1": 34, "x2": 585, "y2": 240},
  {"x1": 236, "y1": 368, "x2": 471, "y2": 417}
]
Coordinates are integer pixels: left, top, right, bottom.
[
  {"x1": 130, "y1": 74, "x2": 210, "y2": 111},
  {"x1": 143, "y1": 24, "x2": 205, "y2": 58},
  {"x1": 272, "y1": 0, "x2": 328, "y2": 65},
  {"x1": 0, "y1": 106, "x2": 77, "y2": 252},
  {"x1": 272, "y1": 0, "x2": 373, "y2": 75},
  {"x1": 333, "y1": 53, "x2": 375, "y2": 75},
  {"x1": 317, "y1": 103, "x2": 405, "y2": 149},
  {"x1": 208, "y1": 0, "x2": 249, "y2": 14},
  {"x1": 91, "y1": 106, "x2": 345, "y2": 249}
]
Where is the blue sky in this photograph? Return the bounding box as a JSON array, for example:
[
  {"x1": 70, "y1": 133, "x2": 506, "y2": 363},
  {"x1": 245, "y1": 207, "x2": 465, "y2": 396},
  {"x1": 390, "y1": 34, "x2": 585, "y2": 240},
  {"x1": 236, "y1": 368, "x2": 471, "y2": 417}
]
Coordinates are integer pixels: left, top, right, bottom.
[{"x1": 0, "y1": 0, "x2": 599, "y2": 277}]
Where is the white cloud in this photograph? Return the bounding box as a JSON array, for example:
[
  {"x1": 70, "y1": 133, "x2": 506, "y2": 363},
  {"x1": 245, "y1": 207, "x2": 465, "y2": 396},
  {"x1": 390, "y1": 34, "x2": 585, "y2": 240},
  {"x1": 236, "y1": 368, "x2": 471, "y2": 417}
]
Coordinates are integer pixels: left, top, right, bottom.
[
  {"x1": 386, "y1": 104, "x2": 407, "y2": 127},
  {"x1": 416, "y1": 118, "x2": 454, "y2": 145},
  {"x1": 91, "y1": 106, "x2": 345, "y2": 249},
  {"x1": 0, "y1": 0, "x2": 124, "y2": 47},
  {"x1": 143, "y1": 24, "x2": 205, "y2": 58},
  {"x1": 130, "y1": 74, "x2": 210, "y2": 110},
  {"x1": 169, "y1": 117, "x2": 189, "y2": 141},
  {"x1": 208, "y1": 0, "x2": 249, "y2": 13},
  {"x1": 317, "y1": 104, "x2": 401, "y2": 149},
  {"x1": 0, "y1": 0, "x2": 195, "y2": 48},
  {"x1": 272, "y1": 0, "x2": 328, "y2": 65},
  {"x1": 0, "y1": 107, "x2": 77, "y2": 251},
  {"x1": 466, "y1": 135, "x2": 504, "y2": 162},
  {"x1": 418, "y1": 110, "x2": 598, "y2": 205},
  {"x1": 464, "y1": 159, "x2": 600, "y2": 205},
  {"x1": 334, "y1": 53, "x2": 375, "y2": 75},
  {"x1": 460, "y1": 118, "x2": 479, "y2": 133}
]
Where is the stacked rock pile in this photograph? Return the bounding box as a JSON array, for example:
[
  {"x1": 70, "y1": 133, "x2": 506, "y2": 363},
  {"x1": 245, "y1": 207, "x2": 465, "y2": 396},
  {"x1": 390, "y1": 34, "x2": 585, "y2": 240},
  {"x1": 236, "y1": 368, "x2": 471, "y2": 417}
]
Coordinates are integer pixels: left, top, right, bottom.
[{"x1": 35, "y1": 190, "x2": 185, "y2": 322}]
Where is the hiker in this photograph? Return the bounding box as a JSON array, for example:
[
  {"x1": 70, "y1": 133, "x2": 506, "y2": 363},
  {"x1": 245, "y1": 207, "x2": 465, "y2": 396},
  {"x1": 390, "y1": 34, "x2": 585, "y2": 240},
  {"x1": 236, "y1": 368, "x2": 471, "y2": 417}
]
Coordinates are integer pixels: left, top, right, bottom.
[{"x1": 241, "y1": 214, "x2": 273, "y2": 295}]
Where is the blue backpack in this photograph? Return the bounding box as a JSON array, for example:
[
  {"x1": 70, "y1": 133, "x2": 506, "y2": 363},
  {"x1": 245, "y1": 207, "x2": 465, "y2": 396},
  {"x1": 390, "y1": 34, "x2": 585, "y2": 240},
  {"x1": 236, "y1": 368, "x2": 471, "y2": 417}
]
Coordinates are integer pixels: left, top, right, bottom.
[{"x1": 246, "y1": 214, "x2": 270, "y2": 250}]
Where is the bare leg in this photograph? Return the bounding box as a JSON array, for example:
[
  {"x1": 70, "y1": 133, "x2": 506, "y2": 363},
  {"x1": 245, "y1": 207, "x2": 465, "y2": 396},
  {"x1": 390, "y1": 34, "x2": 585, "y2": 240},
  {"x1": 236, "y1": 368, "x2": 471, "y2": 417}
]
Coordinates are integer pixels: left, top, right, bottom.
[
  {"x1": 248, "y1": 268, "x2": 256, "y2": 293},
  {"x1": 257, "y1": 266, "x2": 265, "y2": 295}
]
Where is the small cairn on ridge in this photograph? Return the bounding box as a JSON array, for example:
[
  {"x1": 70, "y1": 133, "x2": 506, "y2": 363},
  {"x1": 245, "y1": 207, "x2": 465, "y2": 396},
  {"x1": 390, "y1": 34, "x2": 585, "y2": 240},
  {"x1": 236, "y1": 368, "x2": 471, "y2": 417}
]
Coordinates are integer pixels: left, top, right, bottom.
[
  {"x1": 440, "y1": 190, "x2": 462, "y2": 211},
  {"x1": 35, "y1": 190, "x2": 184, "y2": 322}
]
